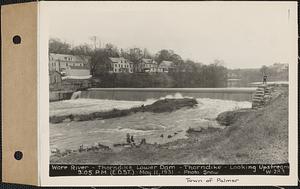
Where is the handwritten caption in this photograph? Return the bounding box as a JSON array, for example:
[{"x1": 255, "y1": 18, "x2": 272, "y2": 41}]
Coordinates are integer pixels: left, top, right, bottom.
[{"x1": 50, "y1": 163, "x2": 289, "y2": 176}]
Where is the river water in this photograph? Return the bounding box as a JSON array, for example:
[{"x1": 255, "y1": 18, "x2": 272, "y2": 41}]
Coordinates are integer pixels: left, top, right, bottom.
[{"x1": 50, "y1": 94, "x2": 251, "y2": 152}]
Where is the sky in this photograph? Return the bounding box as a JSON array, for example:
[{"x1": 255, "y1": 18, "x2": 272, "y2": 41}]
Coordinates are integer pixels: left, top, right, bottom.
[{"x1": 43, "y1": 1, "x2": 297, "y2": 69}]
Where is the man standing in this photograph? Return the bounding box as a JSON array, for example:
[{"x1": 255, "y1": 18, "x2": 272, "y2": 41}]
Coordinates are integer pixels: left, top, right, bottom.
[{"x1": 263, "y1": 75, "x2": 267, "y2": 84}]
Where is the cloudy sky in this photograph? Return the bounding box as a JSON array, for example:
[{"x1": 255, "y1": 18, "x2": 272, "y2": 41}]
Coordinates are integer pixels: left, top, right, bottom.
[{"x1": 43, "y1": 1, "x2": 296, "y2": 69}]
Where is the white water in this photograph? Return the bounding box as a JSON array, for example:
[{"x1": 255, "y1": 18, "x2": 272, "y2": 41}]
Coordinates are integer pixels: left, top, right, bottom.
[{"x1": 50, "y1": 94, "x2": 251, "y2": 151}]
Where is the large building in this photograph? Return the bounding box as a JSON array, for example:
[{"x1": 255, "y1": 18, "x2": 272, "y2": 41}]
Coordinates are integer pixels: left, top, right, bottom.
[
  {"x1": 49, "y1": 53, "x2": 92, "y2": 91},
  {"x1": 107, "y1": 57, "x2": 134, "y2": 73},
  {"x1": 49, "y1": 53, "x2": 90, "y2": 75}
]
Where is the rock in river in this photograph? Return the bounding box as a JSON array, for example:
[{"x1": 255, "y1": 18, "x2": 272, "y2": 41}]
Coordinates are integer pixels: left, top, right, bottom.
[{"x1": 50, "y1": 98, "x2": 198, "y2": 124}]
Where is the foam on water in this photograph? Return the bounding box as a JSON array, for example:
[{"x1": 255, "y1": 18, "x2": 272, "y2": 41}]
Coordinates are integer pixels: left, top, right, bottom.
[{"x1": 50, "y1": 94, "x2": 251, "y2": 151}]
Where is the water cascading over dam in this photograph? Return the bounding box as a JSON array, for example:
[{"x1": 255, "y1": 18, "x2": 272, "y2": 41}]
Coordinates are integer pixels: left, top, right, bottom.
[{"x1": 80, "y1": 88, "x2": 257, "y2": 101}]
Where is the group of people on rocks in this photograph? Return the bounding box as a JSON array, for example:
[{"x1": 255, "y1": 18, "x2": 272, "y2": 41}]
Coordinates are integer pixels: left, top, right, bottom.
[{"x1": 126, "y1": 133, "x2": 147, "y2": 146}]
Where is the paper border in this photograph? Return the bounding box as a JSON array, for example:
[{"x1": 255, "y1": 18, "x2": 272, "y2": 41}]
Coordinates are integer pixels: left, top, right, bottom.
[
  {"x1": 39, "y1": 1, "x2": 298, "y2": 186},
  {"x1": 1, "y1": 2, "x2": 38, "y2": 185}
]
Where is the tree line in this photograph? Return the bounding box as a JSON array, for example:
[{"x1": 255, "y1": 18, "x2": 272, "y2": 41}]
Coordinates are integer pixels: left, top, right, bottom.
[{"x1": 49, "y1": 37, "x2": 228, "y2": 88}]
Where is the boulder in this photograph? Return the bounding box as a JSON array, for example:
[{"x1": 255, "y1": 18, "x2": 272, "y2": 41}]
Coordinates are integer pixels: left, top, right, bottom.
[
  {"x1": 144, "y1": 98, "x2": 197, "y2": 113},
  {"x1": 216, "y1": 110, "x2": 249, "y2": 126},
  {"x1": 186, "y1": 126, "x2": 202, "y2": 133}
]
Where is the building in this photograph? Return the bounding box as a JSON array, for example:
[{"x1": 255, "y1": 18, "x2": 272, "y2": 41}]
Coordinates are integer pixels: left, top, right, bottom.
[
  {"x1": 107, "y1": 57, "x2": 134, "y2": 73},
  {"x1": 65, "y1": 65, "x2": 91, "y2": 77},
  {"x1": 136, "y1": 58, "x2": 158, "y2": 73},
  {"x1": 49, "y1": 53, "x2": 92, "y2": 91},
  {"x1": 157, "y1": 60, "x2": 175, "y2": 73},
  {"x1": 49, "y1": 53, "x2": 90, "y2": 74}
]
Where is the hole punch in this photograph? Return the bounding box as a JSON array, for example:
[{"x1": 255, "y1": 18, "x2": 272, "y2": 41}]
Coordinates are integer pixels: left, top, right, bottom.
[
  {"x1": 12, "y1": 35, "x2": 21, "y2": 44},
  {"x1": 14, "y1": 151, "x2": 23, "y2": 160}
]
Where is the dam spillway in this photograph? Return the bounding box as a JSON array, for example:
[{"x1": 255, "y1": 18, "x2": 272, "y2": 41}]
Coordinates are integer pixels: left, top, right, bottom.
[{"x1": 80, "y1": 88, "x2": 257, "y2": 101}]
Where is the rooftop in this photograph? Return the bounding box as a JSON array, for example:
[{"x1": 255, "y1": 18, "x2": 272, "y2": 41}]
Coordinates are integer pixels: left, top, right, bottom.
[
  {"x1": 49, "y1": 53, "x2": 90, "y2": 62},
  {"x1": 142, "y1": 58, "x2": 157, "y2": 64},
  {"x1": 108, "y1": 57, "x2": 131, "y2": 63}
]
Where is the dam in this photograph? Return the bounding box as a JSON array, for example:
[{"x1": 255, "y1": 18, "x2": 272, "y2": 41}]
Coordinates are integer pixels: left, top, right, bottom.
[{"x1": 80, "y1": 88, "x2": 257, "y2": 101}]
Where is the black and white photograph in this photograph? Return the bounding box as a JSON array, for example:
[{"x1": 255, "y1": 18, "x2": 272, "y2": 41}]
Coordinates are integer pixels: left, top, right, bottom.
[{"x1": 43, "y1": 1, "x2": 296, "y2": 183}]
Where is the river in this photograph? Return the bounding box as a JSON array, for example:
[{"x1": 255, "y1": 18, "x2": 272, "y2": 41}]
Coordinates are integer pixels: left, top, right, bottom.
[{"x1": 50, "y1": 93, "x2": 251, "y2": 152}]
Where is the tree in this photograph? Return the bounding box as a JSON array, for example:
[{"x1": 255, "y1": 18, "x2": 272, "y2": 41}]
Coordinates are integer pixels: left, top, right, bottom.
[
  {"x1": 90, "y1": 49, "x2": 108, "y2": 75},
  {"x1": 212, "y1": 59, "x2": 225, "y2": 67},
  {"x1": 49, "y1": 38, "x2": 71, "y2": 54},
  {"x1": 260, "y1": 65, "x2": 268, "y2": 76},
  {"x1": 155, "y1": 49, "x2": 172, "y2": 63},
  {"x1": 71, "y1": 44, "x2": 93, "y2": 57},
  {"x1": 155, "y1": 49, "x2": 183, "y2": 66},
  {"x1": 128, "y1": 48, "x2": 144, "y2": 64},
  {"x1": 104, "y1": 43, "x2": 119, "y2": 57}
]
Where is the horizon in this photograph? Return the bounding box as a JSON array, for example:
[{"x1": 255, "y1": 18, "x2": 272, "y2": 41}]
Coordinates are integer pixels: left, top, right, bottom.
[{"x1": 43, "y1": 1, "x2": 296, "y2": 69}]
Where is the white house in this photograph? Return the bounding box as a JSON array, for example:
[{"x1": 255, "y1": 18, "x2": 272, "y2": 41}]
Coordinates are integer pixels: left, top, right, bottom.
[{"x1": 108, "y1": 57, "x2": 134, "y2": 73}]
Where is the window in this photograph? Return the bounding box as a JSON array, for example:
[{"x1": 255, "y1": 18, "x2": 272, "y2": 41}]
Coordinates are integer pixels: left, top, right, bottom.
[{"x1": 114, "y1": 69, "x2": 117, "y2": 72}]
